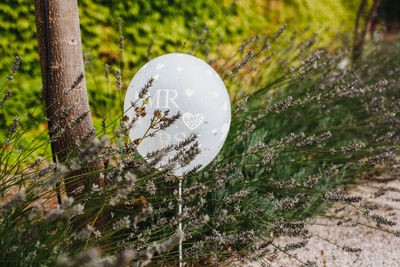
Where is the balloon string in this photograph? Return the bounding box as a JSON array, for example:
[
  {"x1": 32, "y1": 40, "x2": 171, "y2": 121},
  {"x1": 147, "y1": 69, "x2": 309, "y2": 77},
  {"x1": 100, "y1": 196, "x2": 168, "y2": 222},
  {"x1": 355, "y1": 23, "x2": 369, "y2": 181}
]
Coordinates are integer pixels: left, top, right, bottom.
[{"x1": 179, "y1": 178, "x2": 183, "y2": 267}]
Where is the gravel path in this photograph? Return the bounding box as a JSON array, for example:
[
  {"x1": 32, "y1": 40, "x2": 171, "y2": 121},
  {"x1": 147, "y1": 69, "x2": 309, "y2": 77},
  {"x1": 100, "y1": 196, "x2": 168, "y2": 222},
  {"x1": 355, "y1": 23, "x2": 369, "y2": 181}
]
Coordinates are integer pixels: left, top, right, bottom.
[{"x1": 249, "y1": 175, "x2": 400, "y2": 267}]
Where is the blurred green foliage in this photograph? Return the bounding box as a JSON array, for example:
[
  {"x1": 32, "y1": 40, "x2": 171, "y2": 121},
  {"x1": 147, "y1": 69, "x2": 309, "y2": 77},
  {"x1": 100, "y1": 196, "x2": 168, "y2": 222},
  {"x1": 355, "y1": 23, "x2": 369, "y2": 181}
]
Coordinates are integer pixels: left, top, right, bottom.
[
  {"x1": 0, "y1": 0, "x2": 361, "y2": 139},
  {"x1": 1, "y1": 0, "x2": 361, "y2": 74}
]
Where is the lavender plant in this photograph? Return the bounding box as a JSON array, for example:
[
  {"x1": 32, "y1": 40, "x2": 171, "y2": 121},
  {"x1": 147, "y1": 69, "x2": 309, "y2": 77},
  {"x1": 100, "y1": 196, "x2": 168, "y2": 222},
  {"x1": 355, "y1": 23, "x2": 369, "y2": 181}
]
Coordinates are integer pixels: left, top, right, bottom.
[{"x1": 1, "y1": 24, "x2": 400, "y2": 267}]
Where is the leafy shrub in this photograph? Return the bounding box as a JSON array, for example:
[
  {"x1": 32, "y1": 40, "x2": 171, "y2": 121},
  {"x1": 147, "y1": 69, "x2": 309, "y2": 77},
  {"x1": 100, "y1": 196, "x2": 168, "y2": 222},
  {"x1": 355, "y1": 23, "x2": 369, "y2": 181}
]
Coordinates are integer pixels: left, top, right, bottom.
[{"x1": 0, "y1": 0, "x2": 360, "y2": 137}]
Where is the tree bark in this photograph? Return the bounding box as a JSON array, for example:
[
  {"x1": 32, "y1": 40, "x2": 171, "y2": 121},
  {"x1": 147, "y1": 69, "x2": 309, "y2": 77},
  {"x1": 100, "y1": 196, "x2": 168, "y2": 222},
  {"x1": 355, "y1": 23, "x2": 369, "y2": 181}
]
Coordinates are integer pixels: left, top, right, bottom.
[
  {"x1": 353, "y1": 0, "x2": 368, "y2": 61},
  {"x1": 353, "y1": 0, "x2": 382, "y2": 61},
  {"x1": 34, "y1": 0, "x2": 103, "y2": 199},
  {"x1": 358, "y1": 0, "x2": 382, "y2": 54}
]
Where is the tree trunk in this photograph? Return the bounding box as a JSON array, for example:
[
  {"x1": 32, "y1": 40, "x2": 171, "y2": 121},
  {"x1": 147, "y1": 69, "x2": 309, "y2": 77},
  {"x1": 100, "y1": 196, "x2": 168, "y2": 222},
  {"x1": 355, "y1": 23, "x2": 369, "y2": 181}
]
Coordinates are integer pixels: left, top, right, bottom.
[
  {"x1": 353, "y1": 0, "x2": 382, "y2": 62},
  {"x1": 34, "y1": 0, "x2": 103, "y2": 199},
  {"x1": 358, "y1": 0, "x2": 382, "y2": 56},
  {"x1": 353, "y1": 0, "x2": 368, "y2": 61}
]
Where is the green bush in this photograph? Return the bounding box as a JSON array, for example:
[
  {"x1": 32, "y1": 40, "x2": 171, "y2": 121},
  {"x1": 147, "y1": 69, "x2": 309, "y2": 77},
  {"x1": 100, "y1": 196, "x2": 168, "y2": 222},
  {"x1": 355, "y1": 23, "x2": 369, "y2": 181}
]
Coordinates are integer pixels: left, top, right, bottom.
[
  {"x1": 0, "y1": 0, "x2": 361, "y2": 138},
  {"x1": 0, "y1": 0, "x2": 360, "y2": 74}
]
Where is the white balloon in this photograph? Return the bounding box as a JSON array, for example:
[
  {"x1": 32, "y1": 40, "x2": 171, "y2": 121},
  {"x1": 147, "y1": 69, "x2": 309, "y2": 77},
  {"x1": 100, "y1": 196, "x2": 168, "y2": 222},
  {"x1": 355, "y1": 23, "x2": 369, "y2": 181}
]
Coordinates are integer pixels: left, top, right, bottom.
[{"x1": 124, "y1": 53, "x2": 231, "y2": 176}]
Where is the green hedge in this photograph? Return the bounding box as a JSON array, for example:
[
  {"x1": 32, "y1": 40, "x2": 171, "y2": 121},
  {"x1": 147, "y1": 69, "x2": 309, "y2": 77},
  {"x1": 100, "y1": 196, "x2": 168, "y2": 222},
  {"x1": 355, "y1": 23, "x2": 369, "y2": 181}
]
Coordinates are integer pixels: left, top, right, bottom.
[
  {"x1": 1, "y1": 0, "x2": 361, "y2": 74},
  {"x1": 0, "y1": 0, "x2": 361, "y2": 139}
]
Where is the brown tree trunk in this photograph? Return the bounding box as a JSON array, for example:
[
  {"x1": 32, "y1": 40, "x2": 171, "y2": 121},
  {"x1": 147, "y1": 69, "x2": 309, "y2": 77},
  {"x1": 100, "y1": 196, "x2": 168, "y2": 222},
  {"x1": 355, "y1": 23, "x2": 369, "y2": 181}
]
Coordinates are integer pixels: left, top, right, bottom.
[
  {"x1": 358, "y1": 0, "x2": 382, "y2": 54},
  {"x1": 34, "y1": 0, "x2": 103, "y2": 200},
  {"x1": 353, "y1": 0, "x2": 368, "y2": 62},
  {"x1": 353, "y1": 0, "x2": 382, "y2": 62}
]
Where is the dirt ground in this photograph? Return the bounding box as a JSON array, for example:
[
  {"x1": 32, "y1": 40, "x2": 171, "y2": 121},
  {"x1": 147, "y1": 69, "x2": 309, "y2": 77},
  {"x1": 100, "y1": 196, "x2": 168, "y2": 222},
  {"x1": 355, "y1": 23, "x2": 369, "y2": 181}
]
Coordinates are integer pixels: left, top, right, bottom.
[{"x1": 249, "y1": 175, "x2": 400, "y2": 267}]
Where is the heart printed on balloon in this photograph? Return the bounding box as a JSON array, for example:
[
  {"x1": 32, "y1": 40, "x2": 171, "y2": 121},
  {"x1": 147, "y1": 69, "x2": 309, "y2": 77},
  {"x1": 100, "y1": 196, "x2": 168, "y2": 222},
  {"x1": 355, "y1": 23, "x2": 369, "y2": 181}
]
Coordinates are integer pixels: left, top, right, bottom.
[{"x1": 183, "y1": 112, "x2": 204, "y2": 130}]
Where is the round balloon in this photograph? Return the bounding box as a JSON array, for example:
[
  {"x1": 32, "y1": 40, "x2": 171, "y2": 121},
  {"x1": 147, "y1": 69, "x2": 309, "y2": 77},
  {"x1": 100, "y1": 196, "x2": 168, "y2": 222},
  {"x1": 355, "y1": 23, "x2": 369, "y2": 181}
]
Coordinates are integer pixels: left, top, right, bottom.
[{"x1": 124, "y1": 53, "x2": 231, "y2": 176}]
